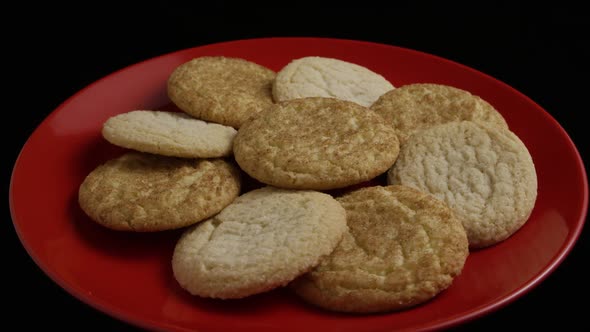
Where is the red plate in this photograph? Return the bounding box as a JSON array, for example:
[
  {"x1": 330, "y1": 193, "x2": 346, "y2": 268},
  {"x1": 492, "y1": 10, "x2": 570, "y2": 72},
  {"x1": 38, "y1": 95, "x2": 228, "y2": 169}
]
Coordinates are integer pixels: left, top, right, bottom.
[{"x1": 9, "y1": 38, "x2": 588, "y2": 331}]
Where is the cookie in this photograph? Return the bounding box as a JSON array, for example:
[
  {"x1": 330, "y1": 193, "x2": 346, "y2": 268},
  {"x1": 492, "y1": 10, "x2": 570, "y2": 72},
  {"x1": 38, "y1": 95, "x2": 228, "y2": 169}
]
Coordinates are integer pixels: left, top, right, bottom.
[
  {"x1": 172, "y1": 186, "x2": 347, "y2": 299},
  {"x1": 102, "y1": 110, "x2": 237, "y2": 158},
  {"x1": 233, "y1": 97, "x2": 400, "y2": 190},
  {"x1": 388, "y1": 121, "x2": 537, "y2": 248},
  {"x1": 78, "y1": 152, "x2": 241, "y2": 231},
  {"x1": 273, "y1": 56, "x2": 394, "y2": 107},
  {"x1": 291, "y1": 185, "x2": 469, "y2": 313},
  {"x1": 167, "y1": 56, "x2": 276, "y2": 128},
  {"x1": 370, "y1": 83, "x2": 508, "y2": 144}
]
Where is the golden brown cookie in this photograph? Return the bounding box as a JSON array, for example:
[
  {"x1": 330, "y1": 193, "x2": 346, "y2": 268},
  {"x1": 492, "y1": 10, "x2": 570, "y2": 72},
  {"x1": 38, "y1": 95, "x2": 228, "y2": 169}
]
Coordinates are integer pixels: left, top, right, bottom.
[
  {"x1": 291, "y1": 185, "x2": 469, "y2": 313},
  {"x1": 172, "y1": 187, "x2": 347, "y2": 299},
  {"x1": 233, "y1": 97, "x2": 400, "y2": 190},
  {"x1": 78, "y1": 152, "x2": 241, "y2": 231},
  {"x1": 370, "y1": 83, "x2": 508, "y2": 144},
  {"x1": 167, "y1": 56, "x2": 276, "y2": 128},
  {"x1": 388, "y1": 121, "x2": 537, "y2": 248}
]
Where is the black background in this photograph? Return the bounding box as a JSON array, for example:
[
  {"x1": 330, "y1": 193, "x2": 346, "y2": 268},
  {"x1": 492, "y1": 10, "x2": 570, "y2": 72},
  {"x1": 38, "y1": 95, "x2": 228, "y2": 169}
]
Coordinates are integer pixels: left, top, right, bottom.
[{"x1": 5, "y1": 3, "x2": 589, "y2": 331}]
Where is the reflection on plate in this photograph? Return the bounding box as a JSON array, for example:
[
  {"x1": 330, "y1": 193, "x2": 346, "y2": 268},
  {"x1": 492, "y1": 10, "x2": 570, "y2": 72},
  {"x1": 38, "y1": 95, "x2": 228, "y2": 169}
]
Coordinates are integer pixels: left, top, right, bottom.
[{"x1": 10, "y1": 38, "x2": 588, "y2": 331}]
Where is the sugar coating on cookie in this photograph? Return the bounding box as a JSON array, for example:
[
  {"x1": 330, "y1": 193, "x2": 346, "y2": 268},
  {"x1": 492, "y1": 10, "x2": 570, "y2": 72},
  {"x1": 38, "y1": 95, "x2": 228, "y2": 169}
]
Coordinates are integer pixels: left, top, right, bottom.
[
  {"x1": 388, "y1": 121, "x2": 537, "y2": 248},
  {"x1": 370, "y1": 83, "x2": 508, "y2": 145},
  {"x1": 291, "y1": 185, "x2": 468, "y2": 313},
  {"x1": 102, "y1": 110, "x2": 237, "y2": 158},
  {"x1": 273, "y1": 56, "x2": 394, "y2": 107},
  {"x1": 172, "y1": 187, "x2": 347, "y2": 299},
  {"x1": 78, "y1": 153, "x2": 241, "y2": 232},
  {"x1": 167, "y1": 56, "x2": 276, "y2": 128},
  {"x1": 233, "y1": 97, "x2": 400, "y2": 190}
]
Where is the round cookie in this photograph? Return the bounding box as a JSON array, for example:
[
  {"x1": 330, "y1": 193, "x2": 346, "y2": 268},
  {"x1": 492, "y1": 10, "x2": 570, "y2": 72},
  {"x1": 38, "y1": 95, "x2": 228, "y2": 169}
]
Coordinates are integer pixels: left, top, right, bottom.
[
  {"x1": 388, "y1": 121, "x2": 537, "y2": 248},
  {"x1": 102, "y1": 110, "x2": 237, "y2": 158},
  {"x1": 233, "y1": 97, "x2": 400, "y2": 190},
  {"x1": 167, "y1": 56, "x2": 276, "y2": 128},
  {"x1": 273, "y1": 56, "x2": 394, "y2": 107},
  {"x1": 291, "y1": 185, "x2": 469, "y2": 313},
  {"x1": 172, "y1": 186, "x2": 347, "y2": 299},
  {"x1": 78, "y1": 152, "x2": 241, "y2": 231},
  {"x1": 370, "y1": 83, "x2": 508, "y2": 144}
]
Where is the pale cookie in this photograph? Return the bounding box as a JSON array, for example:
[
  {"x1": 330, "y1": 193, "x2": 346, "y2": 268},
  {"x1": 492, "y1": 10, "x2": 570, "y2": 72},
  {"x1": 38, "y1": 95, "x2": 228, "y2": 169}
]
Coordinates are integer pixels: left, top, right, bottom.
[
  {"x1": 78, "y1": 152, "x2": 241, "y2": 232},
  {"x1": 291, "y1": 185, "x2": 468, "y2": 313},
  {"x1": 370, "y1": 83, "x2": 508, "y2": 145},
  {"x1": 102, "y1": 110, "x2": 237, "y2": 158},
  {"x1": 273, "y1": 56, "x2": 394, "y2": 107},
  {"x1": 388, "y1": 121, "x2": 537, "y2": 248},
  {"x1": 233, "y1": 97, "x2": 400, "y2": 190},
  {"x1": 172, "y1": 187, "x2": 347, "y2": 299},
  {"x1": 167, "y1": 56, "x2": 276, "y2": 128}
]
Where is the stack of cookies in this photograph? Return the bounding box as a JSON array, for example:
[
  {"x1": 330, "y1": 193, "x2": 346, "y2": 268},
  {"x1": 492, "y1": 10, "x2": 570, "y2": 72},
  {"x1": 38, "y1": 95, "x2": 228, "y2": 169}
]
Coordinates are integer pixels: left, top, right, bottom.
[{"x1": 78, "y1": 55, "x2": 537, "y2": 313}]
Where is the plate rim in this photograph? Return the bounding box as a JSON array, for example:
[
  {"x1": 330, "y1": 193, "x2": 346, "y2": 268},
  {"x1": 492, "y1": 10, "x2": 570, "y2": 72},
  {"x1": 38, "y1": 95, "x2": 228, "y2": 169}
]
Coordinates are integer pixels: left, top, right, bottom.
[{"x1": 9, "y1": 36, "x2": 589, "y2": 332}]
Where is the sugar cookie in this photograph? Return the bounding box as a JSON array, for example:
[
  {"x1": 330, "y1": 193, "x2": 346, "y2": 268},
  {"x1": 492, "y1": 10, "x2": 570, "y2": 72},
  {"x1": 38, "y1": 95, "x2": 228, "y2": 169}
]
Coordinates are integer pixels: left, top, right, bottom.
[
  {"x1": 172, "y1": 187, "x2": 347, "y2": 299},
  {"x1": 102, "y1": 110, "x2": 237, "y2": 158},
  {"x1": 273, "y1": 56, "x2": 394, "y2": 107},
  {"x1": 388, "y1": 121, "x2": 537, "y2": 248}
]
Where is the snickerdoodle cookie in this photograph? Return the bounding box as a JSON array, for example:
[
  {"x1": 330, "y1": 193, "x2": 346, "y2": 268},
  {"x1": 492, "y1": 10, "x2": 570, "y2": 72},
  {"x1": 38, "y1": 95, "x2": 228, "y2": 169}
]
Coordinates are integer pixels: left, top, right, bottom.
[
  {"x1": 370, "y1": 83, "x2": 508, "y2": 144},
  {"x1": 291, "y1": 185, "x2": 468, "y2": 313},
  {"x1": 78, "y1": 152, "x2": 241, "y2": 231},
  {"x1": 233, "y1": 97, "x2": 400, "y2": 190},
  {"x1": 167, "y1": 56, "x2": 276, "y2": 128}
]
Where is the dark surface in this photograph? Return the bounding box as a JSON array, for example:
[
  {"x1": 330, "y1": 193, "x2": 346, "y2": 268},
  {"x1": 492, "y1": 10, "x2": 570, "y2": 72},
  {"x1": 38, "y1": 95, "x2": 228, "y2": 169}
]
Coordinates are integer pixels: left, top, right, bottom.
[{"x1": 6, "y1": 3, "x2": 588, "y2": 331}]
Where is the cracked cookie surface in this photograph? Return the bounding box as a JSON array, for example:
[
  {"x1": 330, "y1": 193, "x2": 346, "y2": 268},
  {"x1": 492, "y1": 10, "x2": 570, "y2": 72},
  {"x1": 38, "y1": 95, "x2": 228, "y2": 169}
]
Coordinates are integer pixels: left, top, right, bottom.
[
  {"x1": 273, "y1": 56, "x2": 394, "y2": 107},
  {"x1": 102, "y1": 110, "x2": 237, "y2": 158},
  {"x1": 233, "y1": 97, "x2": 400, "y2": 190},
  {"x1": 167, "y1": 56, "x2": 276, "y2": 128},
  {"x1": 171, "y1": 186, "x2": 347, "y2": 299},
  {"x1": 78, "y1": 152, "x2": 241, "y2": 231},
  {"x1": 370, "y1": 83, "x2": 508, "y2": 145},
  {"x1": 291, "y1": 185, "x2": 468, "y2": 313},
  {"x1": 388, "y1": 121, "x2": 537, "y2": 248}
]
